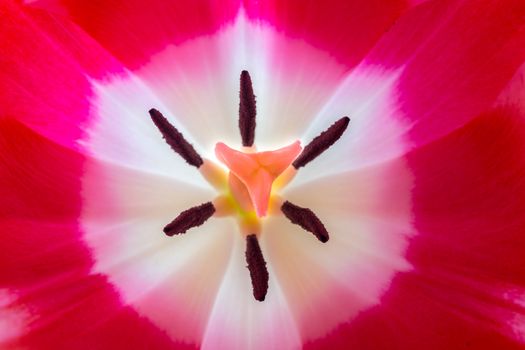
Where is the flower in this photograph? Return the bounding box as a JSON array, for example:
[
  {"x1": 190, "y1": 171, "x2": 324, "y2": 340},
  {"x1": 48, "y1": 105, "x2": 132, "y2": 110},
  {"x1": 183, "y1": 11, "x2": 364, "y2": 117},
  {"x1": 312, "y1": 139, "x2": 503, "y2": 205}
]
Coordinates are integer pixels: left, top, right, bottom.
[{"x1": 1, "y1": 0, "x2": 525, "y2": 349}]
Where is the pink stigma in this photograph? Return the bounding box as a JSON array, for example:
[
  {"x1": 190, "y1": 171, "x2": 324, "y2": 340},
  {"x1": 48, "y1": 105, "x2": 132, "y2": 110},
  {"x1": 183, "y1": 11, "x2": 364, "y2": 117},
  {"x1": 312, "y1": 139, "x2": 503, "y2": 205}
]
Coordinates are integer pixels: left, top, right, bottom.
[{"x1": 215, "y1": 141, "x2": 302, "y2": 217}]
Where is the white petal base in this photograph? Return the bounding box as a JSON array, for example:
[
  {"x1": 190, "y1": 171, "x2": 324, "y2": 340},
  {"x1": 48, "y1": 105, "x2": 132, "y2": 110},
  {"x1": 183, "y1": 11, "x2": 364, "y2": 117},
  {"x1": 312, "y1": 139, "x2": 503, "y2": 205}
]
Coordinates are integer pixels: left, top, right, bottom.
[{"x1": 81, "y1": 12, "x2": 414, "y2": 349}]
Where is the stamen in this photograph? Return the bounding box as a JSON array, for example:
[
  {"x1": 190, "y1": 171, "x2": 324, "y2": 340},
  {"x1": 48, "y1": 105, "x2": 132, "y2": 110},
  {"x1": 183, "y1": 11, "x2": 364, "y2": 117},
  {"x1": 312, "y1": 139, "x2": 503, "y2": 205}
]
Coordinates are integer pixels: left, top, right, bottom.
[
  {"x1": 149, "y1": 108, "x2": 203, "y2": 168},
  {"x1": 292, "y1": 116, "x2": 350, "y2": 169},
  {"x1": 281, "y1": 201, "x2": 329, "y2": 243},
  {"x1": 163, "y1": 202, "x2": 215, "y2": 236},
  {"x1": 245, "y1": 234, "x2": 269, "y2": 301},
  {"x1": 239, "y1": 70, "x2": 257, "y2": 147}
]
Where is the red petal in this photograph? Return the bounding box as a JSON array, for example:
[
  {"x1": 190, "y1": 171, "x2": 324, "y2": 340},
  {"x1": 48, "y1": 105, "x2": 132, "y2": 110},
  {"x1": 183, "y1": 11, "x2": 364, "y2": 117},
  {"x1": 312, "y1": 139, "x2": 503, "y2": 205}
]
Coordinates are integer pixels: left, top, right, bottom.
[
  {"x1": 32, "y1": 0, "x2": 241, "y2": 70},
  {"x1": 0, "y1": 1, "x2": 119, "y2": 148},
  {"x1": 306, "y1": 106, "x2": 525, "y2": 349},
  {"x1": 369, "y1": 0, "x2": 525, "y2": 148},
  {"x1": 243, "y1": 0, "x2": 411, "y2": 68},
  {"x1": 0, "y1": 120, "x2": 192, "y2": 348}
]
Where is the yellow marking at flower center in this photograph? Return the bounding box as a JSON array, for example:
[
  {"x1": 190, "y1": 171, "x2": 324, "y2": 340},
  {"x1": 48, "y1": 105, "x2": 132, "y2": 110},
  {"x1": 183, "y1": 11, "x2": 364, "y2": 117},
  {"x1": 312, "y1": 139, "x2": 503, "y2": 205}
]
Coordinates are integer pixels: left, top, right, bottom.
[{"x1": 212, "y1": 189, "x2": 261, "y2": 236}]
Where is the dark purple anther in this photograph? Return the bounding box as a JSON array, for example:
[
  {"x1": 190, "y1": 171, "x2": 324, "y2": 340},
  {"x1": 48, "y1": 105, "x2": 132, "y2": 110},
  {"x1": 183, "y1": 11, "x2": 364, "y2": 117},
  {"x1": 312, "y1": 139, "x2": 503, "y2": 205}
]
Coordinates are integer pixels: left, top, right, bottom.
[
  {"x1": 245, "y1": 234, "x2": 269, "y2": 301},
  {"x1": 163, "y1": 202, "x2": 215, "y2": 236},
  {"x1": 293, "y1": 116, "x2": 350, "y2": 169},
  {"x1": 239, "y1": 70, "x2": 257, "y2": 147},
  {"x1": 149, "y1": 108, "x2": 203, "y2": 168},
  {"x1": 281, "y1": 201, "x2": 329, "y2": 243}
]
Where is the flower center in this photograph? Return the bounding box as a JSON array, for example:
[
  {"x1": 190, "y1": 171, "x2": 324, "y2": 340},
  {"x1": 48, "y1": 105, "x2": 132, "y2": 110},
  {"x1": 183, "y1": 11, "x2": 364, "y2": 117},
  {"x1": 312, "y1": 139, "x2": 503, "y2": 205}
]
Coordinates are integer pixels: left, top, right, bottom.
[
  {"x1": 215, "y1": 141, "x2": 302, "y2": 217},
  {"x1": 148, "y1": 70, "x2": 349, "y2": 301}
]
